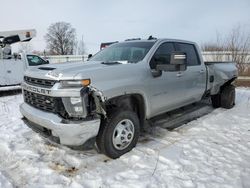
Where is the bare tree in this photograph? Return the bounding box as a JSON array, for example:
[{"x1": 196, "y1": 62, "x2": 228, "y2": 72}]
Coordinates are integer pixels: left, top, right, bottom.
[
  {"x1": 225, "y1": 25, "x2": 250, "y2": 74},
  {"x1": 202, "y1": 32, "x2": 225, "y2": 51},
  {"x1": 77, "y1": 36, "x2": 86, "y2": 55},
  {"x1": 44, "y1": 22, "x2": 77, "y2": 55},
  {"x1": 201, "y1": 31, "x2": 227, "y2": 62},
  {"x1": 202, "y1": 25, "x2": 250, "y2": 75}
]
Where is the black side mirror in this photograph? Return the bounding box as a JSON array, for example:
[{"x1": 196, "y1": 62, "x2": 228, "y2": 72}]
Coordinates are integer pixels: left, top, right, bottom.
[
  {"x1": 156, "y1": 52, "x2": 187, "y2": 72},
  {"x1": 88, "y1": 54, "x2": 92, "y2": 59},
  {"x1": 151, "y1": 69, "x2": 162, "y2": 77},
  {"x1": 150, "y1": 55, "x2": 165, "y2": 77},
  {"x1": 46, "y1": 60, "x2": 49, "y2": 64},
  {"x1": 170, "y1": 52, "x2": 186, "y2": 65}
]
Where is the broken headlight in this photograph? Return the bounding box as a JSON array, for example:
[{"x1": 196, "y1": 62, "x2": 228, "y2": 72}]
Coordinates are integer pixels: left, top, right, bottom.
[{"x1": 62, "y1": 88, "x2": 90, "y2": 118}]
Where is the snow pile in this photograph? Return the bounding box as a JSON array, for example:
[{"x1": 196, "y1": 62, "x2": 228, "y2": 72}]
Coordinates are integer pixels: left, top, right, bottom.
[
  {"x1": 0, "y1": 172, "x2": 12, "y2": 188},
  {"x1": 0, "y1": 88, "x2": 250, "y2": 187}
]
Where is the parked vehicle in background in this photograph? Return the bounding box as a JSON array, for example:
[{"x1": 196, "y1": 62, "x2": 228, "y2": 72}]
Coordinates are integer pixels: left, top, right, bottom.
[
  {"x1": 20, "y1": 37, "x2": 237, "y2": 159},
  {"x1": 0, "y1": 29, "x2": 49, "y2": 87},
  {"x1": 100, "y1": 41, "x2": 117, "y2": 50}
]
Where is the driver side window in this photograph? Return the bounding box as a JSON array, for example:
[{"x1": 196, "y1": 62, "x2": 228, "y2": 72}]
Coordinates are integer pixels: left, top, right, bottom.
[{"x1": 150, "y1": 42, "x2": 175, "y2": 69}]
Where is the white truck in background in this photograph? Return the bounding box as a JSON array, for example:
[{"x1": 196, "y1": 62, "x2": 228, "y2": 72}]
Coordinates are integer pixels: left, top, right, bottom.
[{"x1": 0, "y1": 29, "x2": 49, "y2": 87}]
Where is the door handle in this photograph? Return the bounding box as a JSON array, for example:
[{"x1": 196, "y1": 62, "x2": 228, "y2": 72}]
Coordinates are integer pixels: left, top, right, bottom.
[
  {"x1": 199, "y1": 69, "x2": 205, "y2": 74},
  {"x1": 176, "y1": 72, "x2": 183, "y2": 77}
]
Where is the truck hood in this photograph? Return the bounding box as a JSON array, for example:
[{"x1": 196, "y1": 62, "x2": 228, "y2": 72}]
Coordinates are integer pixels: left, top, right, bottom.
[
  {"x1": 24, "y1": 60, "x2": 142, "y2": 86},
  {"x1": 25, "y1": 61, "x2": 112, "y2": 79}
]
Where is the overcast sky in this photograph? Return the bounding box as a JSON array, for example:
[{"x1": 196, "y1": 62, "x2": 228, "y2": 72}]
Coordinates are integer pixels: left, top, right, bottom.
[{"x1": 1, "y1": 0, "x2": 249, "y2": 54}]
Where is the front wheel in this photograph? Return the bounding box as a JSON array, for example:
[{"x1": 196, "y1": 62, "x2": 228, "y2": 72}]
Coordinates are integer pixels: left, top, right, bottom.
[{"x1": 96, "y1": 110, "x2": 140, "y2": 159}]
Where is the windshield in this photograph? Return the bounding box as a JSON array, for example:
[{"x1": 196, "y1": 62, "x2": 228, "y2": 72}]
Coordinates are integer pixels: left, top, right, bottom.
[
  {"x1": 90, "y1": 41, "x2": 155, "y2": 63},
  {"x1": 27, "y1": 55, "x2": 48, "y2": 66}
]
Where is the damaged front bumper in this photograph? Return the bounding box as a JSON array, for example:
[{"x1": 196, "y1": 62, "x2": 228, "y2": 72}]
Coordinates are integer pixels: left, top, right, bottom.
[
  {"x1": 20, "y1": 80, "x2": 107, "y2": 146},
  {"x1": 20, "y1": 102, "x2": 101, "y2": 146}
]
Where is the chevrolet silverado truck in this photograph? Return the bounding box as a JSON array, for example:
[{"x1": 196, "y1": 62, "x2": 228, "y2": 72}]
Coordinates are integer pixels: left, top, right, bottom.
[{"x1": 20, "y1": 38, "x2": 237, "y2": 158}]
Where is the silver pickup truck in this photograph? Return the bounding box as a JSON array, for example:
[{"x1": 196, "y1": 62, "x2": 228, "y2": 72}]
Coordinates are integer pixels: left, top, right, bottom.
[{"x1": 20, "y1": 38, "x2": 237, "y2": 158}]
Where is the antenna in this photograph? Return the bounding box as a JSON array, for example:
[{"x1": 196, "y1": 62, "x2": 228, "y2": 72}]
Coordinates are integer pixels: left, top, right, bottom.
[{"x1": 148, "y1": 35, "x2": 157, "y2": 40}]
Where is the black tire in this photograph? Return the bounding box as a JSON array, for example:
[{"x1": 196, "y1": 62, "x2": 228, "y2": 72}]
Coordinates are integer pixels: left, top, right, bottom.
[
  {"x1": 221, "y1": 85, "x2": 235, "y2": 109},
  {"x1": 96, "y1": 110, "x2": 140, "y2": 159},
  {"x1": 211, "y1": 94, "x2": 221, "y2": 108}
]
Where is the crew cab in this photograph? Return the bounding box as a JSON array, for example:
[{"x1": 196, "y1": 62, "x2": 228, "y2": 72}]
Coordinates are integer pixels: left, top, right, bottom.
[{"x1": 20, "y1": 38, "x2": 237, "y2": 158}]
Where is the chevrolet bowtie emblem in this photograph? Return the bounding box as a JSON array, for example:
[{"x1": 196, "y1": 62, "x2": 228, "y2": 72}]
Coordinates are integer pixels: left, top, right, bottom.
[
  {"x1": 45, "y1": 71, "x2": 63, "y2": 80},
  {"x1": 45, "y1": 100, "x2": 51, "y2": 104}
]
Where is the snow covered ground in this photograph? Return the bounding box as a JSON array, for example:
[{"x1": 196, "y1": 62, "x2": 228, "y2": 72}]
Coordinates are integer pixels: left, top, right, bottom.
[{"x1": 0, "y1": 88, "x2": 250, "y2": 188}]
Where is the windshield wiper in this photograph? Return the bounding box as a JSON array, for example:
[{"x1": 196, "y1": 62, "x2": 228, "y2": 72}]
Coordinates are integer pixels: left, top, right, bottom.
[
  {"x1": 101, "y1": 60, "x2": 130, "y2": 65},
  {"x1": 101, "y1": 61, "x2": 122, "y2": 65}
]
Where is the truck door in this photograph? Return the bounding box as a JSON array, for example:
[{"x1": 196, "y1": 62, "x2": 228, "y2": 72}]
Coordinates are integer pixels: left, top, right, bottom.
[
  {"x1": 147, "y1": 42, "x2": 188, "y2": 117},
  {"x1": 175, "y1": 42, "x2": 206, "y2": 102},
  {"x1": 3, "y1": 59, "x2": 25, "y2": 85},
  {"x1": 0, "y1": 57, "x2": 6, "y2": 85}
]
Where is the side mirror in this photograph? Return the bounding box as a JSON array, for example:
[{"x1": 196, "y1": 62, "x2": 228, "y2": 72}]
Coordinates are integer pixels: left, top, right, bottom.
[
  {"x1": 46, "y1": 60, "x2": 49, "y2": 64},
  {"x1": 87, "y1": 54, "x2": 93, "y2": 59},
  {"x1": 151, "y1": 69, "x2": 162, "y2": 77},
  {"x1": 170, "y1": 52, "x2": 186, "y2": 65},
  {"x1": 156, "y1": 52, "x2": 187, "y2": 72}
]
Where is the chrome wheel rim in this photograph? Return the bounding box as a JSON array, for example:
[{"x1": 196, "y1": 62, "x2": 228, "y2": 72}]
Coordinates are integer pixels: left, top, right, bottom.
[{"x1": 112, "y1": 119, "x2": 135, "y2": 150}]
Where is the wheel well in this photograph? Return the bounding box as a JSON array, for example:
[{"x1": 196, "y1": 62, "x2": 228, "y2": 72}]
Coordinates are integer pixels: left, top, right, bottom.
[
  {"x1": 221, "y1": 77, "x2": 237, "y2": 91},
  {"x1": 104, "y1": 94, "x2": 146, "y2": 128}
]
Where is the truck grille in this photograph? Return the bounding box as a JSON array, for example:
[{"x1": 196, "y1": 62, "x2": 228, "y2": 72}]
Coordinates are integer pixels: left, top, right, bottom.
[
  {"x1": 24, "y1": 76, "x2": 56, "y2": 88},
  {"x1": 24, "y1": 90, "x2": 57, "y2": 113},
  {"x1": 23, "y1": 90, "x2": 68, "y2": 118}
]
